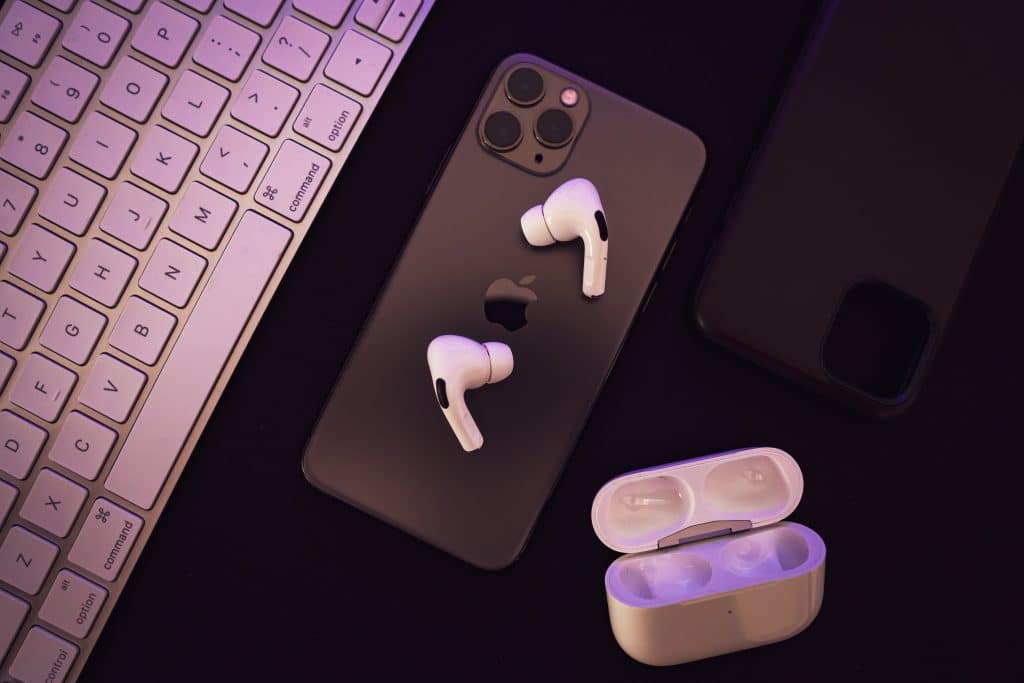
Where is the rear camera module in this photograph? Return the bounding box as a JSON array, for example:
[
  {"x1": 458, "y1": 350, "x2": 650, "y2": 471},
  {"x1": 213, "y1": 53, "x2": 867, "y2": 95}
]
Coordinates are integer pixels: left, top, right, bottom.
[
  {"x1": 483, "y1": 110, "x2": 523, "y2": 151},
  {"x1": 535, "y1": 108, "x2": 574, "y2": 148},
  {"x1": 505, "y1": 67, "x2": 545, "y2": 106}
]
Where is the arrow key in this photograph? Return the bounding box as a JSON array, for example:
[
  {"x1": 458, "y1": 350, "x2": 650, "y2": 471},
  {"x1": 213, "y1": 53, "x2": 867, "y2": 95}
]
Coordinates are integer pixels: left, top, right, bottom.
[
  {"x1": 79, "y1": 353, "x2": 146, "y2": 423},
  {"x1": 379, "y1": 0, "x2": 421, "y2": 42},
  {"x1": 325, "y1": 30, "x2": 392, "y2": 96}
]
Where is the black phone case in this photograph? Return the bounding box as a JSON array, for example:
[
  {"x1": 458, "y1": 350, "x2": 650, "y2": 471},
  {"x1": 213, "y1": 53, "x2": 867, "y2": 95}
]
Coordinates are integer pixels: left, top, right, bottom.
[
  {"x1": 695, "y1": 1, "x2": 1024, "y2": 417},
  {"x1": 302, "y1": 54, "x2": 705, "y2": 569}
]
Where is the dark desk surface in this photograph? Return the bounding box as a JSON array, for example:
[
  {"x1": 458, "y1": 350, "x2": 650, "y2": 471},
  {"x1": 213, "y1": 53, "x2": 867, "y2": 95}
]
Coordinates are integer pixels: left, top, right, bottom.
[{"x1": 81, "y1": 2, "x2": 1019, "y2": 680}]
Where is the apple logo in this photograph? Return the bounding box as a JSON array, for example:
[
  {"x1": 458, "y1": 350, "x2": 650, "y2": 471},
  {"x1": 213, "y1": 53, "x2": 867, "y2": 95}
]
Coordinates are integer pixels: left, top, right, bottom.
[{"x1": 485, "y1": 275, "x2": 538, "y2": 331}]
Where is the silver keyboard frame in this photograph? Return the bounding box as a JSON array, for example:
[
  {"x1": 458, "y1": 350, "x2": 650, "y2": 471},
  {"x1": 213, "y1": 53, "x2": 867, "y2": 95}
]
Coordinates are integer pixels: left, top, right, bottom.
[{"x1": 0, "y1": 1, "x2": 435, "y2": 679}]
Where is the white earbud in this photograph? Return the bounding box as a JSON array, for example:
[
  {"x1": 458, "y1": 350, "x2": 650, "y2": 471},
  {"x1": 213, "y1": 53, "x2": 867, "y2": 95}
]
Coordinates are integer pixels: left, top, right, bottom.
[
  {"x1": 427, "y1": 335, "x2": 514, "y2": 452},
  {"x1": 521, "y1": 178, "x2": 608, "y2": 298}
]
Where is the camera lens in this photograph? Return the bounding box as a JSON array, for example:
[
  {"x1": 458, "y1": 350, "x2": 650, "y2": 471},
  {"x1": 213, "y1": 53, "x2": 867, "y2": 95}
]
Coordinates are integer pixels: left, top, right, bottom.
[
  {"x1": 483, "y1": 110, "x2": 522, "y2": 151},
  {"x1": 505, "y1": 67, "x2": 545, "y2": 106},
  {"x1": 535, "y1": 108, "x2": 574, "y2": 148}
]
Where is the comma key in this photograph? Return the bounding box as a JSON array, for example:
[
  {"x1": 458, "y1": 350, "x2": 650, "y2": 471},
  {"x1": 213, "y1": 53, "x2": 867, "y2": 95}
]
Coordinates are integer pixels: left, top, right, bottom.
[
  {"x1": 68, "y1": 498, "x2": 143, "y2": 581},
  {"x1": 255, "y1": 139, "x2": 331, "y2": 222}
]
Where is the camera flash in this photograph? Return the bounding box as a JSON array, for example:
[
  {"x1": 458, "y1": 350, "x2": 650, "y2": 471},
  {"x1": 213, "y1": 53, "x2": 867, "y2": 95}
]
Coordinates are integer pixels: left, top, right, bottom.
[{"x1": 560, "y1": 87, "x2": 579, "y2": 107}]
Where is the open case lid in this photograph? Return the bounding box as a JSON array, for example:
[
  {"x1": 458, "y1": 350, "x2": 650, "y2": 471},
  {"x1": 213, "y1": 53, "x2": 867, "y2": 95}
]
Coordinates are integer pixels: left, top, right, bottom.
[{"x1": 591, "y1": 447, "x2": 804, "y2": 554}]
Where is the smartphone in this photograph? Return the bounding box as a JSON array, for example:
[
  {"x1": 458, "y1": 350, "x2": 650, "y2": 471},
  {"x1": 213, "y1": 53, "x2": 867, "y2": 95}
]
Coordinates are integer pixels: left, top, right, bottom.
[
  {"x1": 695, "y1": 1, "x2": 1024, "y2": 416},
  {"x1": 302, "y1": 54, "x2": 705, "y2": 569}
]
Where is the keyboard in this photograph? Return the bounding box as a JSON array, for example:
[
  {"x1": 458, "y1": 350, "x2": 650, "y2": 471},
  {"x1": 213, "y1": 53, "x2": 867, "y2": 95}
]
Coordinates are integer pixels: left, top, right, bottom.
[{"x1": 0, "y1": 0, "x2": 433, "y2": 679}]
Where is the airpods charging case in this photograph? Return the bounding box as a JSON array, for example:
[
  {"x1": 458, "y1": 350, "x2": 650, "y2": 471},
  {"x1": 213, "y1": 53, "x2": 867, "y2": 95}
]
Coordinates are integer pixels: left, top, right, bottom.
[{"x1": 591, "y1": 447, "x2": 826, "y2": 666}]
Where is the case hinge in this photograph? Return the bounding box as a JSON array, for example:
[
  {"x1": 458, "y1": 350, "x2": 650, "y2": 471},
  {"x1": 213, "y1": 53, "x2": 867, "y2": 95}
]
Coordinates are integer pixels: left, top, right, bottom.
[{"x1": 656, "y1": 520, "x2": 753, "y2": 549}]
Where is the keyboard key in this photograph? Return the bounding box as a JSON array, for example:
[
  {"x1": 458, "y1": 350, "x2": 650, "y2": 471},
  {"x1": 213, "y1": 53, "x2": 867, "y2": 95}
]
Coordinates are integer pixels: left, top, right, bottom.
[
  {"x1": 0, "y1": 61, "x2": 31, "y2": 123},
  {"x1": 200, "y1": 125, "x2": 268, "y2": 193},
  {"x1": 0, "y1": 111, "x2": 68, "y2": 180},
  {"x1": 294, "y1": 83, "x2": 362, "y2": 152},
  {"x1": 69, "y1": 111, "x2": 137, "y2": 179},
  {"x1": 170, "y1": 181, "x2": 237, "y2": 250},
  {"x1": 63, "y1": 1, "x2": 131, "y2": 68},
  {"x1": 0, "y1": 1, "x2": 62, "y2": 68},
  {"x1": 19, "y1": 468, "x2": 88, "y2": 537},
  {"x1": 325, "y1": 29, "x2": 392, "y2": 96},
  {"x1": 179, "y1": 0, "x2": 216, "y2": 12},
  {"x1": 8, "y1": 224, "x2": 76, "y2": 293},
  {"x1": 106, "y1": 212, "x2": 291, "y2": 509},
  {"x1": 132, "y1": 1, "x2": 199, "y2": 68},
  {"x1": 0, "y1": 481, "x2": 16, "y2": 524},
  {"x1": 293, "y1": 0, "x2": 354, "y2": 28},
  {"x1": 0, "y1": 410, "x2": 48, "y2": 479},
  {"x1": 225, "y1": 0, "x2": 285, "y2": 27},
  {"x1": 42, "y1": 0, "x2": 77, "y2": 11},
  {"x1": 161, "y1": 69, "x2": 229, "y2": 137},
  {"x1": 8, "y1": 626, "x2": 78, "y2": 683},
  {"x1": 355, "y1": 0, "x2": 393, "y2": 30},
  {"x1": 10, "y1": 353, "x2": 77, "y2": 422},
  {"x1": 378, "y1": 0, "x2": 420, "y2": 42},
  {"x1": 100, "y1": 181, "x2": 168, "y2": 250},
  {"x1": 232, "y1": 69, "x2": 299, "y2": 136},
  {"x1": 39, "y1": 296, "x2": 107, "y2": 365},
  {"x1": 110, "y1": 0, "x2": 145, "y2": 11},
  {"x1": 37, "y1": 167, "x2": 106, "y2": 237},
  {"x1": 48, "y1": 410, "x2": 118, "y2": 480},
  {"x1": 193, "y1": 15, "x2": 261, "y2": 82},
  {"x1": 256, "y1": 139, "x2": 331, "y2": 221},
  {"x1": 0, "y1": 588, "x2": 28, "y2": 662},
  {"x1": 109, "y1": 296, "x2": 175, "y2": 365},
  {"x1": 101, "y1": 55, "x2": 169, "y2": 123},
  {"x1": 263, "y1": 16, "x2": 330, "y2": 81},
  {"x1": 0, "y1": 526, "x2": 59, "y2": 594},
  {"x1": 0, "y1": 281, "x2": 45, "y2": 350},
  {"x1": 39, "y1": 569, "x2": 109, "y2": 639},
  {"x1": 139, "y1": 239, "x2": 207, "y2": 307},
  {"x1": 131, "y1": 125, "x2": 199, "y2": 193},
  {"x1": 0, "y1": 168, "x2": 37, "y2": 236},
  {"x1": 0, "y1": 353, "x2": 15, "y2": 390},
  {"x1": 69, "y1": 239, "x2": 137, "y2": 307},
  {"x1": 68, "y1": 498, "x2": 143, "y2": 580},
  {"x1": 79, "y1": 353, "x2": 146, "y2": 422}
]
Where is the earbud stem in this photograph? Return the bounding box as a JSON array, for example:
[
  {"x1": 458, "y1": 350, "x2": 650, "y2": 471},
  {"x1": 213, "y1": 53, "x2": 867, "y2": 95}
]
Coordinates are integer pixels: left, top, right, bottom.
[{"x1": 444, "y1": 390, "x2": 484, "y2": 452}]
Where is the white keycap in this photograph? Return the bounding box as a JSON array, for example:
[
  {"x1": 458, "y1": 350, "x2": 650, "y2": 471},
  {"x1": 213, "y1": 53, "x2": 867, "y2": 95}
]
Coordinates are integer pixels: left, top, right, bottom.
[
  {"x1": 0, "y1": 588, "x2": 29, "y2": 663},
  {"x1": 100, "y1": 181, "x2": 168, "y2": 250},
  {"x1": 0, "y1": 410, "x2": 48, "y2": 479},
  {"x1": 255, "y1": 139, "x2": 331, "y2": 221},
  {"x1": 233, "y1": 70, "x2": 299, "y2": 137},
  {"x1": 0, "y1": 281, "x2": 45, "y2": 350},
  {"x1": 37, "y1": 167, "x2": 106, "y2": 237},
  {"x1": 68, "y1": 498, "x2": 142, "y2": 580},
  {"x1": 0, "y1": 1, "x2": 62, "y2": 68},
  {"x1": 19, "y1": 468, "x2": 88, "y2": 537},
  {"x1": 40, "y1": 569, "x2": 108, "y2": 639},
  {"x1": 69, "y1": 111, "x2": 137, "y2": 179},
  {"x1": 79, "y1": 353, "x2": 146, "y2": 422},
  {"x1": 49, "y1": 410, "x2": 118, "y2": 480},
  {"x1": 0, "y1": 61, "x2": 31, "y2": 123},
  {"x1": 0, "y1": 111, "x2": 68, "y2": 179},
  {"x1": 10, "y1": 353, "x2": 77, "y2": 422},
  {"x1": 132, "y1": 1, "x2": 199, "y2": 68},
  {"x1": 378, "y1": 0, "x2": 420, "y2": 41},
  {"x1": 0, "y1": 168, "x2": 37, "y2": 236},
  {"x1": 110, "y1": 0, "x2": 145, "y2": 11},
  {"x1": 225, "y1": 0, "x2": 285, "y2": 27},
  {"x1": 200, "y1": 126, "x2": 268, "y2": 193},
  {"x1": 263, "y1": 16, "x2": 330, "y2": 81},
  {"x1": 0, "y1": 481, "x2": 17, "y2": 524},
  {"x1": 179, "y1": 0, "x2": 216, "y2": 12},
  {"x1": 106, "y1": 212, "x2": 291, "y2": 508},
  {"x1": 8, "y1": 627, "x2": 78, "y2": 683},
  {"x1": 101, "y1": 55, "x2": 168, "y2": 123},
  {"x1": 40, "y1": 296, "x2": 107, "y2": 365},
  {"x1": 131, "y1": 125, "x2": 198, "y2": 193},
  {"x1": 69, "y1": 239, "x2": 137, "y2": 307},
  {"x1": 294, "y1": 83, "x2": 362, "y2": 152},
  {"x1": 139, "y1": 239, "x2": 207, "y2": 308},
  {"x1": 0, "y1": 526, "x2": 58, "y2": 594},
  {"x1": 193, "y1": 15, "x2": 261, "y2": 82},
  {"x1": 293, "y1": 0, "x2": 354, "y2": 28},
  {"x1": 42, "y1": 0, "x2": 77, "y2": 11},
  {"x1": 161, "y1": 69, "x2": 229, "y2": 137},
  {"x1": 0, "y1": 353, "x2": 15, "y2": 390},
  {"x1": 8, "y1": 224, "x2": 76, "y2": 293},
  {"x1": 325, "y1": 30, "x2": 392, "y2": 96},
  {"x1": 355, "y1": 0, "x2": 393, "y2": 30},
  {"x1": 109, "y1": 296, "x2": 175, "y2": 365},
  {"x1": 169, "y1": 181, "x2": 237, "y2": 250},
  {"x1": 63, "y1": 1, "x2": 130, "y2": 68}
]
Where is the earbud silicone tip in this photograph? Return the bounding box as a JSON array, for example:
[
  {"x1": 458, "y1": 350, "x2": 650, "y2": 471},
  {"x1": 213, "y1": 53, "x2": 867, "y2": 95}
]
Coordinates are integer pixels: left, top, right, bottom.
[
  {"x1": 520, "y1": 205, "x2": 556, "y2": 246},
  {"x1": 483, "y1": 342, "x2": 514, "y2": 383}
]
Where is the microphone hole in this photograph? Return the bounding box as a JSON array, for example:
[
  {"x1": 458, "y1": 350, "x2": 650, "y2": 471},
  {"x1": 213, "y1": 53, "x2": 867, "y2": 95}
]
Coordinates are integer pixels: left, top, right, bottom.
[{"x1": 534, "y1": 153, "x2": 544, "y2": 164}]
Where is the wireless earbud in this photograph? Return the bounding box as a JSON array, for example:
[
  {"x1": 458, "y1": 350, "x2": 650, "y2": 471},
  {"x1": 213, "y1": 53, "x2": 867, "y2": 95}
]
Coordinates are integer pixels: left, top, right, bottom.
[
  {"x1": 521, "y1": 178, "x2": 608, "y2": 298},
  {"x1": 427, "y1": 335, "x2": 514, "y2": 452}
]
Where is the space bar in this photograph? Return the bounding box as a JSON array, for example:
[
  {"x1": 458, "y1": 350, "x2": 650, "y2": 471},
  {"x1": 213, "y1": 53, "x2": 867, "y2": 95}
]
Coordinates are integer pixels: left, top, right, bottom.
[{"x1": 105, "y1": 212, "x2": 292, "y2": 509}]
